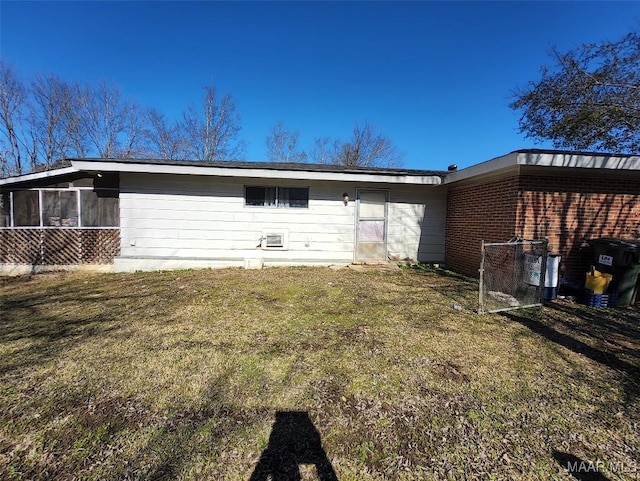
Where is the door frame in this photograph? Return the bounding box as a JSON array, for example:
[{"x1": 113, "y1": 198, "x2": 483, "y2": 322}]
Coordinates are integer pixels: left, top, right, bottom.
[{"x1": 354, "y1": 188, "x2": 389, "y2": 262}]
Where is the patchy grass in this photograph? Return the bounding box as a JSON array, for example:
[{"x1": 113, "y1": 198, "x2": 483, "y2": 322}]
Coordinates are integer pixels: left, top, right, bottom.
[{"x1": 0, "y1": 266, "x2": 638, "y2": 480}]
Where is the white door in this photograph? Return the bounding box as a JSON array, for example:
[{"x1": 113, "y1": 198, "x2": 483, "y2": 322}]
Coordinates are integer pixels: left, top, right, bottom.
[{"x1": 356, "y1": 189, "x2": 388, "y2": 262}]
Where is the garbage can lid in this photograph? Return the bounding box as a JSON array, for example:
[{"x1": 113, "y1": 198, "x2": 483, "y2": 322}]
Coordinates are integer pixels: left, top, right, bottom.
[{"x1": 588, "y1": 237, "x2": 640, "y2": 250}]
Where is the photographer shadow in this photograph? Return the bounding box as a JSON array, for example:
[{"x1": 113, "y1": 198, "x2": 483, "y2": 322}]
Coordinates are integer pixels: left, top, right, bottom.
[
  {"x1": 249, "y1": 411, "x2": 338, "y2": 481},
  {"x1": 553, "y1": 451, "x2": 611, "y2": 481}
]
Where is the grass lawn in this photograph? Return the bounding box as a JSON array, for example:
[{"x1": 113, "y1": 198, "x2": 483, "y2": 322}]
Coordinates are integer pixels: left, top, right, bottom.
[{"x1": 0, "y1": 266, "x2": 638, "y2": 480}]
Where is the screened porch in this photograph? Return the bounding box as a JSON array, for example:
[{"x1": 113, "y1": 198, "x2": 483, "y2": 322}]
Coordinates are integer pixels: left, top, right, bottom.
[{"x1": 0, "y1": 183, "x2": 120, "y2": 266}]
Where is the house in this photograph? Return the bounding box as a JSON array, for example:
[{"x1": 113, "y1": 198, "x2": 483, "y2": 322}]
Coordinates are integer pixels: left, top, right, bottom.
[
  {"x1": 1, "y1": 149, "x2": 639, "y2": 283},
  {"x1": 0, "y1": 158, "x2": 447, "y2": 275},
  {"x1": 445, "y1": 149, "x2": 640, "y2": 284}
]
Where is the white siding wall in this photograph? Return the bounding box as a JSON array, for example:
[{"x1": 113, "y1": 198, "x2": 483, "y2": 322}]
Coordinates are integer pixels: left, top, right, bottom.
[
  {"x1": 387, "y1": 185, "x2": 446, "y2": 262},
  {"x1": 116, "y1": 173, "x2": 445, "y2": 271}
]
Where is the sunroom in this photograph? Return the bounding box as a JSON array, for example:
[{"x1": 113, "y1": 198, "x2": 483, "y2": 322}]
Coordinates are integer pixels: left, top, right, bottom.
[{"x1": 0, "y1": 170, "x2": 120, "y2": 274}]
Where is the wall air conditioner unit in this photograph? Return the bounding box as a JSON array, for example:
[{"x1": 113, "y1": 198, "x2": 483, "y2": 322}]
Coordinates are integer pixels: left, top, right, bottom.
[
  {"x1": 262, "y1": 230, "x2": 289, "y2": 250},
  {"x1": 265, "y1": 233, "x2": 284, "y2": 248}
]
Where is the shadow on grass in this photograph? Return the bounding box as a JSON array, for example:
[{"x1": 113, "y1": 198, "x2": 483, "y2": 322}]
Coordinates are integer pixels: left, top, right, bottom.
[
  {"x1": 400, "y1": 264, "x2": 480, "y2": 310},
  {"x1": 426, "y1": 283, "x2": 478, "y2": 311},
  {"x1": 553, "y1": 452, "x2": 611, "y2": 481},
  {"x1": 503, "y1": 310, "x2": 640, "y2": 376},
  {"x1": 121, "y1": 408, "x2": 338, "y2": 481},
  {"x1": 502, "y1": 305, "x2": 640, "y2": 403},
  {"x1": 249, "y1": 411, "x2": 338, "y2": 481},
  {"x1": 1, "y1": 363, "x2": 270, "y2": 481},
  {"x1": 0, "y1": 312, "x2": 124, "y2": 376},
  {"x1": 133, "y1": 405, "x2": 266, "y2": 481},
  {"x1": 406, "y1": 263, "x2": 478, "y2": 283},
  {"x1": 546, "y1": 302, "x2": 640, "y2": 358},
  {"x1": 0, "y1": 281, "x2": 152, "y2": 375}
]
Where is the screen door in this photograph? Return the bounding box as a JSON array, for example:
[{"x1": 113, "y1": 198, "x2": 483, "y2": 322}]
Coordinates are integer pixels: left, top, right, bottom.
[{"x1": 356, "y1": 189, "x2": 388, "y2": 262}]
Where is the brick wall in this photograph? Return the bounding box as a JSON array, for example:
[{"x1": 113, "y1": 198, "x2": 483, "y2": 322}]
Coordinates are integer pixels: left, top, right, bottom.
[
  {"x1": 445, "y1": 175, "x2": 519, "y2": 277},
  {"x1": 445, "y1": 172, "x2": 640, "y2": 282},
  {"x1": 516, "y1": 175, "x2": 640, "y2": 283}
]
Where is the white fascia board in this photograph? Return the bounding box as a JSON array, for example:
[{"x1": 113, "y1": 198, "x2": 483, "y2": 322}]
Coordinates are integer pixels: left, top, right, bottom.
[
  {"x1": 517, "y1": 151, "x2": 640, "y2": 170},
  {"x1": 444, "y1": 150, "x2": 640, "y2": 185},
  {"x1": 0, "y1": 166, "x2": 78, "y2": 187},
  {"x1": 443, "y1": 152, "x2": 519, "y2": 184},
  {"x1": 71, "y1": 160, "x2": 443, "y2": 185}
]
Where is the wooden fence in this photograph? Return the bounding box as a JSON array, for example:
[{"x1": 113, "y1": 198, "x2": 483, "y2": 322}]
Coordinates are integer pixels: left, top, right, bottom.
[{"x1": 0, "y1": 228, "x2": 120, "y2": 265}]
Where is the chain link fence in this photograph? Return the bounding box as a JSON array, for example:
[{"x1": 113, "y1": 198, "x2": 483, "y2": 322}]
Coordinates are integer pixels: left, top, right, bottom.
[{"x1": 479, "y1": 239, "x2": 548, "y2": 314}]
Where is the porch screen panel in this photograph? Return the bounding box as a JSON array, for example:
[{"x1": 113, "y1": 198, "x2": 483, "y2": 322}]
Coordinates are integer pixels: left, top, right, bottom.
[
  {"x1": 42, "y1": 191, "x2": 58, "y2": 226},
  {"x1": 13, "y1": 191, "x2": 40, "y2": 226},
  {"x1": 43, "y1": 191, "x2": 78, "y2": 227},
  {"x1": 60, "y1": 191, "x2": 78, "y2": 226},
  {"x1": 100, "y1": 194, "x2": 119, "y2": 227},
  {"x1": 1, "y1": 192, "x2": 10, "y2": 227},
  {"x1": 81, "y1": 190, "x2": 119, "y2": 227}
]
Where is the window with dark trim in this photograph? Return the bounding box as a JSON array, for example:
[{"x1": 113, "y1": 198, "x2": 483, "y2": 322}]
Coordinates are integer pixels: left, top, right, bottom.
[{"x1": 245, "y1": 186, "x2": 309, "y2": 208}]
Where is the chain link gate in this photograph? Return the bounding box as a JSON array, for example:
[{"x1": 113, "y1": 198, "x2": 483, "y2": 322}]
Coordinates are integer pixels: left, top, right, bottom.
[{"x1": 478, "y1": 239, "x2": 548, "y2": 314}]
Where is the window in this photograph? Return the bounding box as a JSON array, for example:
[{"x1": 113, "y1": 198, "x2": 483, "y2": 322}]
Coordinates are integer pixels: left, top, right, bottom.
[
  {"x1": 246, "y1": 186, "x2": 276, "y2": 207},
  {"x1": 81, "y1": 190, "x2": 119, "y2": 227},
  {"x1": 43, "y1": 190, "x2": 78, "y2": 226},
  {"x1": 245, "y1": 186, "x2": 308, "y2": 208},
  {"x1": 13, "y1": 191, "x2": 40, "y2": 226},
  {"x1": 279, "y1": 187, "x2": 308, "y2": 208}
]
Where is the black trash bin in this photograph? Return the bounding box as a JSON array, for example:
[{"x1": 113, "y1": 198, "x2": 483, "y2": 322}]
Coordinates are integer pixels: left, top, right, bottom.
[{"x1": 588, "y1": 238, "x2": 640, "y2": 306}]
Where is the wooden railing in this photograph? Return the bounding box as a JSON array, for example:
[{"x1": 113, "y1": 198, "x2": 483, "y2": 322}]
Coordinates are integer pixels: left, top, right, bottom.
[{"x1": 0, "y1": 228, "x2": 120, "y2": 265}]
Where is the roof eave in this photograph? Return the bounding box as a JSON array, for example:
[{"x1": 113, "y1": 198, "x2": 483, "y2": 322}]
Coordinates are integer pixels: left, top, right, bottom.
[
  {"x1": 71, "y1": 159, "x2": 444, "y2": 185},
  {"x1": 444, "y1": 150, "x2": 640, "y2": 184},
  {"x1": 0, "y1": 166, "x2": 79, "y2": 188},
  {"x1": 517, "y1": 151, "x2": 640, "y2": 169}
]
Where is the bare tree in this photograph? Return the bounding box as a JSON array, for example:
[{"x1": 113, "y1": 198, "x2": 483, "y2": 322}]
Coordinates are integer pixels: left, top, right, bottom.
[
  {"x1": 27, "y1": 73, "x2": 82, "y2": 169},
  {"x1": 0, "y1": 67, "x2": 249, "y2": 173},
  {"x1": 309, "y1": 136, "x2": 338, "y2": 164},
  {"x1": 82, "y1": 81, "x2": 118, "y2": 157},
  {"x1": 0, "y1": 62, "x2": 26, "y2": 175},
  {"x1": 311, "y1": 122, "x2": 402, "y2": 167},
  {"x1": 338, "y1": 122, "x2": 402, "y2": 167},
  {"x1": 62, "y1": 81, "x2": 90, "y2": 158},
  {"x1": 145, "y1": 108, "x2": 184, "y2": 160},
  {"x1": 80, "y1": 81, "x2": 147, "y2": 158},
  {"x1": 116, "y1": 102, "x2": 148, "y2": 158},
  {"x1": 180, "y1": 84, "x2": 244, "y2": 161},
  {"x1": 22, "y1": 106, "x2": 40, "y2": 171},
  {"x1": 265, "y1": 121, "x2": 307, "y2": 162}
]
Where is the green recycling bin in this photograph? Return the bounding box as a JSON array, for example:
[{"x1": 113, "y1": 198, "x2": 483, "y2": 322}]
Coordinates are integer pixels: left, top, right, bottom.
[{"x1": 589, "y1": 238, "x2": 640, "y2": 306}]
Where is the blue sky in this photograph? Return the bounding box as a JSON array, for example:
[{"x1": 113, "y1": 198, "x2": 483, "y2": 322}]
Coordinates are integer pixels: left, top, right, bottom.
[{"x1": 1, "y1": 1, "x2": 640, "y2": 170}]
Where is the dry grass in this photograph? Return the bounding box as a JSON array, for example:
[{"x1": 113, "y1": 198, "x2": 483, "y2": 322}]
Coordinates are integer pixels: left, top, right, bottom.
[{"x1": 0, "y1": 266, "x2": 638, "y2": 480}]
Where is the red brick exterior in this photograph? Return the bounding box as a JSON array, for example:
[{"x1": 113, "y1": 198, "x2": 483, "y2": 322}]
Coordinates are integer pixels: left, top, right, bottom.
[
  {"x1": 445, "y1": 172, "x2": 640, "y2": 282},
  {"x1": 445, "y1": 175, "x2": 520, "y2": 277},
  {"x1": 516, "y1": 175, "x2": 640, "y2": 282}
]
